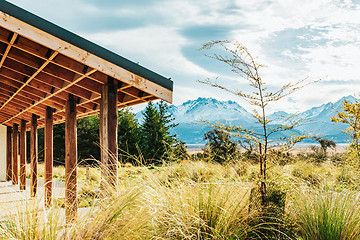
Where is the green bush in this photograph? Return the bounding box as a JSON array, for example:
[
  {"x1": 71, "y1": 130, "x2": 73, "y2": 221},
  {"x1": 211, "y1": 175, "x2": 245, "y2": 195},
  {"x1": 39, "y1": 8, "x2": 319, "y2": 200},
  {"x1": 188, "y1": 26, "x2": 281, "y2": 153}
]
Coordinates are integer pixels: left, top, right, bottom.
[{"x1": 204, "y1": 128, "x2": 238, "y2": 164}]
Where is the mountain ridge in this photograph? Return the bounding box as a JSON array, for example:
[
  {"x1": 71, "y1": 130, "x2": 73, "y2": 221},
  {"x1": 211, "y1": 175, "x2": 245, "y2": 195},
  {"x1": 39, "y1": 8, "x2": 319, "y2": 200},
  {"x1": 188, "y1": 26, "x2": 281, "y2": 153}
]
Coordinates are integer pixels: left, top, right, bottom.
[{"x1": 136, "y1": 95, "x2": 357, "y2": 144}]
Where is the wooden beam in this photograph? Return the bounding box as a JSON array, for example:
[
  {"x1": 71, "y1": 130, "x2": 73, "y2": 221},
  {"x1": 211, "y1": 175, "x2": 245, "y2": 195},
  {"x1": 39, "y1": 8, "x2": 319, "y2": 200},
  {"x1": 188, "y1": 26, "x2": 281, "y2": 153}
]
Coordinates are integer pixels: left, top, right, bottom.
[
  {"x1": 19, "y1": 119, "x2": 26, "y2": 190},
  {"x1": 12, "y1": 123, "x2": 18, "y2": 185},
  {"x1": 6, "y1": 126, "x2": 12, "y2": 181},
  {"x1": 0, "y1": 51, "x2": 58, "y2": 113},
  {"x1": 0, "y1": 33, "x2": 18, "y2": 68},
  {"x1": 30, "y1": 114, "x2": 38, "y2": 197},
  {"x1": 100, "y1": 78, "x2": 118, "y2": 187},
  {"x1": 2, "y1": 67, "x2": 96, "y2": 125},
  {"x1": 1, "y1": 49, "x2": 104, "y2": 97},
  {"x1": 0, "y1": 13, "x2": 172, "y2": 103},
  {"x1": 45, "y1": 106, "x2": 53, "y2": 207},
  {"x1": 35, "y1": 85, "x2": 132, "y2": 126},
  {"x1": 65, "y1": 95, "x2": 77, "y2": 222}
]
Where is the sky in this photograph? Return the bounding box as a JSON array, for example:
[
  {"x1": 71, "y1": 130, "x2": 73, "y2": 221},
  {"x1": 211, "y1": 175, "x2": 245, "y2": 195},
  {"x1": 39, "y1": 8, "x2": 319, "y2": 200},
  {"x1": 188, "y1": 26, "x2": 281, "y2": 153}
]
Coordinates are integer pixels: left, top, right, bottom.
[{"x1": 10, "y1": 0, "x2": 360, "y2": 113}]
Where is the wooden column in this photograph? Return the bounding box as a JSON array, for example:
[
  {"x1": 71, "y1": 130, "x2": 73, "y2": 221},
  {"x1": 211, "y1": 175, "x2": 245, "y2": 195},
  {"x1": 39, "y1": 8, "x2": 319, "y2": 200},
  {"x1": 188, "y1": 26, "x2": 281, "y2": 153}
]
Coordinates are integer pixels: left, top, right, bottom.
[
  {"x1": 19, "y1": 120, "x2": 26, "y2": 190},
  {"x1": 65, "y1": 95, "x2": 77, "y2": 222},
  {"x1": 12, "y1": 123, "x2": 18, "y2": 185},
  {"x1": 100, "y1": 78, "x2": 118, "y2": 187},
  {"x1": 6, "y1": 126, "x2": 12, "y2": 181},
  {"x1": 30, "y1": 114, "x2": 38, "y2": 197},
  {"x1": 45, "y1": 107, "x2": 53, "y2": 207}
]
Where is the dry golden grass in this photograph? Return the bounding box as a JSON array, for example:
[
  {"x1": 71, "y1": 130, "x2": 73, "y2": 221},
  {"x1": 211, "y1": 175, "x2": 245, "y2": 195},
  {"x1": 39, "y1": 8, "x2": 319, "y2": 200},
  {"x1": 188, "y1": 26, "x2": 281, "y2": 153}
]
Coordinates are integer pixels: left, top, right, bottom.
[{"x1": 4, "y1": 157, "x2": 360, "y2": 239}]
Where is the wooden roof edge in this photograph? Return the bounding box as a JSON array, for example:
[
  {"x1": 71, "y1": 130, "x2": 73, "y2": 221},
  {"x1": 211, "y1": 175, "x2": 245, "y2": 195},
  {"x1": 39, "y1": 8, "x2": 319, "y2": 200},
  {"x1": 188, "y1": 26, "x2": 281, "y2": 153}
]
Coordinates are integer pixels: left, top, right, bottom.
[{"x1": 0, "y1": 0, "x2": 173, "y2": 103}]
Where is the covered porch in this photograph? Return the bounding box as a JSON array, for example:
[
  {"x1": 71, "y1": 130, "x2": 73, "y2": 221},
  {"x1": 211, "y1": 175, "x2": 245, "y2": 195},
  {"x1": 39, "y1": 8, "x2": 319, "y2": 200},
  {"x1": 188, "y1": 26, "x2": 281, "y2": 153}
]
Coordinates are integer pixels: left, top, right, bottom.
[{"x1": 0, "y1": 0, "x2": 173, "y2": 221}]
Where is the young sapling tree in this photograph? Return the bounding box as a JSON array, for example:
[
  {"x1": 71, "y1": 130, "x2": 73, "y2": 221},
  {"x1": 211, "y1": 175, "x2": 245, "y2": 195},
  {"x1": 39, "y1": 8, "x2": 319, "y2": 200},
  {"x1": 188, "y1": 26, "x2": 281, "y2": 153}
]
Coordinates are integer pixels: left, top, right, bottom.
[{"x1": 200, "y1": 40, "x2": 317, "y2": 202}]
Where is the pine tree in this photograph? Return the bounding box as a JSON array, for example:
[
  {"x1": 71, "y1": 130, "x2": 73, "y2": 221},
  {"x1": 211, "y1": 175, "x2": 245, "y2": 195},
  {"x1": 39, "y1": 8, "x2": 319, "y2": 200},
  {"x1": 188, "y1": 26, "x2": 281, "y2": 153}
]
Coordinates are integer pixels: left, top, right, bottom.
[
  {"x1": 42, "y1": 116, "x2": 100, "y2": 165},
  {"x1": 140, "y1": 101, "x2": 178, "y2": 164}
]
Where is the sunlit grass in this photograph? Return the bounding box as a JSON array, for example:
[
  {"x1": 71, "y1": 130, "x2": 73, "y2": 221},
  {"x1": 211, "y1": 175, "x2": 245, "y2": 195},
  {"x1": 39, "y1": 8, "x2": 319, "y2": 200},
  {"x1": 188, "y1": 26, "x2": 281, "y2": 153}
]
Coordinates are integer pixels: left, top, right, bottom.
[
  {"x1": 4, "y1": 154, "x2": 360, "y2": 239},
  {"x1": 290, "y1": 188, "x2": 360, "y2": 240}
]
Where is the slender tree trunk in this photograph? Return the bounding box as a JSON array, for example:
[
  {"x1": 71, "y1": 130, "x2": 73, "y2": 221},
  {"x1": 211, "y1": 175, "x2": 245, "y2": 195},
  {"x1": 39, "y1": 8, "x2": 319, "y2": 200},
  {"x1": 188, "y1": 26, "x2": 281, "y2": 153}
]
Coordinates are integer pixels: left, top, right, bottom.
[{"x1": 258, "y1": 80, "x2": 268, "y2": 203}]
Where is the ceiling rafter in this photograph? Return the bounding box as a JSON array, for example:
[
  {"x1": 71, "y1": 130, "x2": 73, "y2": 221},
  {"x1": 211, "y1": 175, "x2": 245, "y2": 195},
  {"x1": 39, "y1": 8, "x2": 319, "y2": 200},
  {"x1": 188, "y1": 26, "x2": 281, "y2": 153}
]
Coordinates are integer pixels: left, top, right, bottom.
[
  {"x1": 0, "y1": 32, "x2": 17, "y2": 68},
  {"x1": 2, "y1": 67, "x2": 97, "y2": 124},
  {"x1": 0, "y1": 50, "x2": 58, "y2": 113},
  {"x1": 35, "y1": 85, "x2": 131, "y2": 126}
]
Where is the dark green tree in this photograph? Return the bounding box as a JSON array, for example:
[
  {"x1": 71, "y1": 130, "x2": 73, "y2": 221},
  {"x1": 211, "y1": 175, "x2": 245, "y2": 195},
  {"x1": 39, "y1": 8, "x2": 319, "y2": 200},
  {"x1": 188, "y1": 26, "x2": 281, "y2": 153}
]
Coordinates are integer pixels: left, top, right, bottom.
[
  {"x1": 140, "y1": 101, "x2": 178, "y2": 164},
  {"x1": 77, "y1": 115, "x2": 100, "y2": 164},
  {"x1": 53, "y1": 123, "x2": 66, "y2": 165},
  {"x1": 172, "y1": 140, "x2": 190, "y2": 161},
  {"x1": 38, "y1": 128, "x2": 44, "y2": 162},
  {"x1": 31, "y1": 102, "x2": 178, "y2": 166},
  {"x1": 314, "y1": 136, "x2": 336, "y2": 155},
  {"x1": 117, "y1": 108, "x2": 141, "y2": 164},
  {"x1": 204, "y1": 128, "x2": 237, "y2": 163},
  {"x1": 27, "y1": 125, "x2": 63, "y2": 165},
  {"x1": 39, "y1": 116, "x2": 100, "y2": 166}
]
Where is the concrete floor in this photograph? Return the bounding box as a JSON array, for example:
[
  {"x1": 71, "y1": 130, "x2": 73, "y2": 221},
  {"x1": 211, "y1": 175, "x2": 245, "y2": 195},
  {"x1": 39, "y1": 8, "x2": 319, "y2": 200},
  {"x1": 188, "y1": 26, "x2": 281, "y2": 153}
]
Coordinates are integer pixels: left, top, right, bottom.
[{"x1": 0, "y1": 179, "x2": 65, "y2": 217}]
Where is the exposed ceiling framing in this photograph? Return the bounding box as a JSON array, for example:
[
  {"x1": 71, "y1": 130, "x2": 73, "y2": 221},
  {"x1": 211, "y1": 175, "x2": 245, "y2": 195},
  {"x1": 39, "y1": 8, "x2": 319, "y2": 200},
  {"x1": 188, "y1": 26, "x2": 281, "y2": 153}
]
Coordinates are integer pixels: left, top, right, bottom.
[{"x1": 0, "y1": 1, "x2": 173, "y2": 129}]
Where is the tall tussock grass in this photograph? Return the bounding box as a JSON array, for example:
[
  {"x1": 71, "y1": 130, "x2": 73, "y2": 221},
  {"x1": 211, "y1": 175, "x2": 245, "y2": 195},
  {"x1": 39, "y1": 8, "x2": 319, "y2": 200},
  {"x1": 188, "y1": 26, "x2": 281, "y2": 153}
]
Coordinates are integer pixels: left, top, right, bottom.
[
  {"x1": 146, "y1": 182, "x2": 259, "y2": 239},
  {"x1": 0, "y1": 200, "x2": 64, "y2": 239},
  {"x1": 3, "y1": 158, "x2": 360, "y2": 239},
  {"x1": 68, "y1": 186, "x2": 152, "y2": 239},
  {"x1": 290, "y1": 188, "x2": 360, "y2": 240},
  {"x1": 0, "y1": 160, "x2": 263, "y2": 239}
]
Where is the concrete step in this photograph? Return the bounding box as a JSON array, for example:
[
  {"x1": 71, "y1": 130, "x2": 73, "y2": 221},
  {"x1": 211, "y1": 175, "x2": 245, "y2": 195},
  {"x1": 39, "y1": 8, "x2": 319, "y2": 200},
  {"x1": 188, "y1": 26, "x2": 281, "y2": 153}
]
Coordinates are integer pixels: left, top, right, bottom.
[
  {"x1": 0, "y1": 186, "x2": 22, "y2": 195},
  {"x1": 0, "y1": 180, "x2": 66, "y2": 218},
  {"x1": 0, "y1": 181, "x2": 13, "y2": 187},
  {"x1": 0, "y1": 191, "x2": 27, "y2": 204},
  {"x1": 0, "y1": 198, "x2": 38, "y2": 218}
]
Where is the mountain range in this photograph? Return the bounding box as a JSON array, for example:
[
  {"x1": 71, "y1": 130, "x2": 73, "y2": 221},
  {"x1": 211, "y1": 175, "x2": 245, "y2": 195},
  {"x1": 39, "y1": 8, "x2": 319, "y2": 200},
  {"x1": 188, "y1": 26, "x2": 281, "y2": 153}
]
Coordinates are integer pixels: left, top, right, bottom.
[{"x1": 136, "y1": 96, "x2": 356, "y2": 144}]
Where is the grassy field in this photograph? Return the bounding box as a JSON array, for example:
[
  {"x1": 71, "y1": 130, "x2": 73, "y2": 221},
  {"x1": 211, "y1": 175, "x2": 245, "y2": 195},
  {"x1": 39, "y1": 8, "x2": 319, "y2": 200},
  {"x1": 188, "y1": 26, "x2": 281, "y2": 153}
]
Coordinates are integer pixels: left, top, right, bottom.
[{"x1": 2, "y1": 148, "x2": 360, "y2": 239}]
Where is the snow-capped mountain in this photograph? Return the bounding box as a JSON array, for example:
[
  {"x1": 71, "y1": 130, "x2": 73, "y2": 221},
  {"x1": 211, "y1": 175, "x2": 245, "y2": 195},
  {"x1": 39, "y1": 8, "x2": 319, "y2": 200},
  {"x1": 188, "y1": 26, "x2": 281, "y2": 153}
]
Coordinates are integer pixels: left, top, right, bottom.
[
  {"x1": 168, "y1": 97, "x2": 253, "y2": 124},
  {"x1": 294, "y1": 95, "x2": 356, "y2": 141},
  {"x1": 136, "y1": 95, "x2": 357, "y2": 144}
]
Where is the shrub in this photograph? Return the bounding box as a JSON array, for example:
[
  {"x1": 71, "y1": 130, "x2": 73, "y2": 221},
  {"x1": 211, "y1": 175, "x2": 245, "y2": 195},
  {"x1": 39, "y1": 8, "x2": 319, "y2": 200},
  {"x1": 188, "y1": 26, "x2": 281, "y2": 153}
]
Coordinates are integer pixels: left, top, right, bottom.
[
  {"x1": 204, "y1": 128, "x2": 238, "y2": 164},
  {"x1": 308, "y1": 145, "x2": 327, "y2": 163}
]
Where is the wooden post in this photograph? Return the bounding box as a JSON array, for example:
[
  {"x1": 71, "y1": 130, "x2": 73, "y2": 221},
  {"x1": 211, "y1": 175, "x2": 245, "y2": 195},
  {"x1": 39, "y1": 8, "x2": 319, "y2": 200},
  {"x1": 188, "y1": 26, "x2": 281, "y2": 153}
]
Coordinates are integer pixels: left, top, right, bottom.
[
  {"x1": 30, "y1": 114, "x2": 38, "y2": 197},
  {"x1": 12, "y1": 123, "x2": 18, "y2": 185},
  {"x1": 6, "y1": 126, "x2": 12, "y2": 181},
  {"x1": 100, "y1": 78, "x2": 118, "y2": 187},
  {"x1": 45, "y1": 107, "x2": 53, "y2": 207},
  {"x1": 19, "y1": 120, "x2": 26, "y2": 190},
  {"x1": 65, "y1": 95, "x2": 77, "y2": 222}
]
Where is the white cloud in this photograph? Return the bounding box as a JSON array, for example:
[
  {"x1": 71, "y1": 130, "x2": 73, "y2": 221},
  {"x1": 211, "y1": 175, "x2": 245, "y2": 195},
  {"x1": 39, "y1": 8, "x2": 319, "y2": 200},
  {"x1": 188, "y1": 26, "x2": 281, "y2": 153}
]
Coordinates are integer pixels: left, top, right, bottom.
[
  {"x1": 157, "y1": 0, "x2": 240, "y2": 27},
  {"x1": 225, "y1": 0, "x2": 360, "y2": 112},
  {"x1": 84, "y1": 26, "x2": 212, "y2": 78},
  {"x1": 8, "y1": 0, "x2": 360, "y2": 112},
  {"x1": 298, "y1": 43, "x2": 360, "y2": 80}
]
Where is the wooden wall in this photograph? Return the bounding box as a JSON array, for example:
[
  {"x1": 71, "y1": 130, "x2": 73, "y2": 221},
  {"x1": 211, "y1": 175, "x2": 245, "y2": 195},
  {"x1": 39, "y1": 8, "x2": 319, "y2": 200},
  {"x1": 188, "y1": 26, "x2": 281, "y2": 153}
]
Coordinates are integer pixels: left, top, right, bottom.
[{"x1": 0, "y1": 125, "x2": 7, "y2": 181}]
